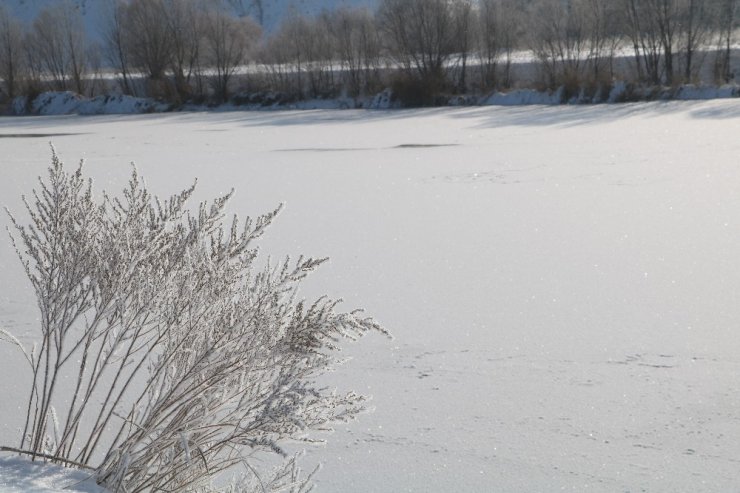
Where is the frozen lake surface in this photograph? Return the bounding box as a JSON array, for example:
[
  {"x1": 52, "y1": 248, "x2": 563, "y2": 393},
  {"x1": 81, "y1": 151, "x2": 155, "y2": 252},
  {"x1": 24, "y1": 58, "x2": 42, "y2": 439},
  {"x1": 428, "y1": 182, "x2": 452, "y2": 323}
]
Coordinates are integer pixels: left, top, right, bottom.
[{"x1": 1, "y1": 101, "x2": 740, "y2": 491}]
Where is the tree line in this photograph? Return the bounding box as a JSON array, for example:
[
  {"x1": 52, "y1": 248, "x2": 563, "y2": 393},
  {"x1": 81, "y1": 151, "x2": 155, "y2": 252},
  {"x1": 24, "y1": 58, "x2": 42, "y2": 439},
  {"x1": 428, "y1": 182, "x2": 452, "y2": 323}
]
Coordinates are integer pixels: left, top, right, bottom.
[{"x1": 0, "y1": 0, "x2": 737, "y2": 108}]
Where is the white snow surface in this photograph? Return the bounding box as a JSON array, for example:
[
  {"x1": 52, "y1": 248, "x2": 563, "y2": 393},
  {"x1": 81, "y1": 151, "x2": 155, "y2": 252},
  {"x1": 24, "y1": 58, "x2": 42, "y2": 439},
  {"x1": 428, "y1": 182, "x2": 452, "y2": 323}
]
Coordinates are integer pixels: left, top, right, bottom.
[
  {"x1": 1, "y1": 101, "x2": 740, "y2": 491},
  {"x1": 0, "y1": 456, "x2": 104, "y2": 492}
]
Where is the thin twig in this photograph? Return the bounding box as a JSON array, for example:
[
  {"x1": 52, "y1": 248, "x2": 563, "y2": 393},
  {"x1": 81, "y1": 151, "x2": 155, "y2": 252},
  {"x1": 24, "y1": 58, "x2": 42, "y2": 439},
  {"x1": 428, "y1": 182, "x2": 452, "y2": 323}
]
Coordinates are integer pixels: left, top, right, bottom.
[{"x1": 0, "y1": 445, "x2": 94, "y2": 470}]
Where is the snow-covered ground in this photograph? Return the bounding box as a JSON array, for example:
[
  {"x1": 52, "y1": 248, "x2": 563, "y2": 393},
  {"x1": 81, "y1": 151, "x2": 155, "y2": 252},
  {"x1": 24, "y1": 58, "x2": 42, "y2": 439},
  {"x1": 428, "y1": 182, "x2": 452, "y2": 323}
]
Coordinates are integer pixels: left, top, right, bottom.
[
  {"x1": 0, "y1": 457, "x2": 103, "y2": 493},
  {"x1": 1, "y1": 100, "x2": 740, "y2": 491}
]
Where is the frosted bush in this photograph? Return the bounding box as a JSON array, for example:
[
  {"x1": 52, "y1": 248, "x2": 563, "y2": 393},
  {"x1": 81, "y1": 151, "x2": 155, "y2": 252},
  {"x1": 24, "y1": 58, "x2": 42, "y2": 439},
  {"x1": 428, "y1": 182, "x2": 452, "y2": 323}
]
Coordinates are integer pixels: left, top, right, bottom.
[{"x1": 2, "y1": 148, "x2": 388, "y2": 492}]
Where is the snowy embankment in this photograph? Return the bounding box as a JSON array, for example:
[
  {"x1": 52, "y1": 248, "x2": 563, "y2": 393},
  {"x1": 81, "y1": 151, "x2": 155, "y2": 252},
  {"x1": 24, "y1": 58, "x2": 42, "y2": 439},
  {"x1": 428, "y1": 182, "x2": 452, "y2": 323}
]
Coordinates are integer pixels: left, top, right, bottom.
[
  {"x1": 1, "y1": 100, "x2": 740, "y2": 491},
  {"x1": 6, "y1": 83, "x2": 739, "y2": 116},
  {"x1": 8, "y1": 92, "x2": 171, "y2": 116},
  {"x1": 482, "y1": 82, "x2": 740, "y2": 105}
]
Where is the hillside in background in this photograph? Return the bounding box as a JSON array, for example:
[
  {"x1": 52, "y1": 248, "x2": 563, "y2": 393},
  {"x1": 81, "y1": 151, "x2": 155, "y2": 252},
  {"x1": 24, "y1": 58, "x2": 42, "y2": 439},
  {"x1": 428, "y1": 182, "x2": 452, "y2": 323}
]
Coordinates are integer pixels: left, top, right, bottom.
[{"x1": 3, "y1": 0, "x2": 377, "y2": 37}]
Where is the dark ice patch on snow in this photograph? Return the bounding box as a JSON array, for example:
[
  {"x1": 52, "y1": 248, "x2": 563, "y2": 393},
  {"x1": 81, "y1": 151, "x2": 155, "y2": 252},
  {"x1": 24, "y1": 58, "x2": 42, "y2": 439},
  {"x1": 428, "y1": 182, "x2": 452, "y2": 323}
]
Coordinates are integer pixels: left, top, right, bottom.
[
  {"x1": 0, "y1": 133, "x2": 86, "y2": 138},
  {"x1": 394, "y1": 143, "x2": 459, "y2": 149},
  {"x1": 274, "y1": 143, "x2": 458, "y2": 152}
]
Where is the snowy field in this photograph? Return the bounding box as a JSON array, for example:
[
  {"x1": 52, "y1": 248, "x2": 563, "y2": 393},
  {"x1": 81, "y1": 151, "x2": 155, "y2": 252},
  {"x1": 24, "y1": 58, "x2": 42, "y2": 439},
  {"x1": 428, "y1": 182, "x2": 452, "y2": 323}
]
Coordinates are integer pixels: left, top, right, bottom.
[{"x1": 1, "y1": 101, "x2": 740, "y2": 491}]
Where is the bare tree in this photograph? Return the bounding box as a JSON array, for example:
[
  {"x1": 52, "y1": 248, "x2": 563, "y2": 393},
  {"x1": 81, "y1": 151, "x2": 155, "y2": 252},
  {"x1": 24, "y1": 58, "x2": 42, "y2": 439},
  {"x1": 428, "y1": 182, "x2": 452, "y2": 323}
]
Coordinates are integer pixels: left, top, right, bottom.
[
  {"x1": 324, "y1": 7, "x2": 381, "y2": 96},
  {"x1": 624, "y1": 0, "x2": 707, "y2": 85},
  {"x1": 0, "y1": 5, "x2": 26, "y2": 99},
  {"x1": 261, "y1": 14, "x2": 312, "y2": 97},
  {"x1": 648, "y1": 0, "x2": 681, "y2": 85},
  {"x1": 712, "y1": 0, "x2": 738, "y2": 83},
  {"x1": 102, "y1": 0, "x2": 133, "y2": 95},
  {"x1": 258, "y1": 32, "x2": 294, "y2": 95},
  {"x1": 377, "y1": 0, "x2": 457, "y2": 85},
  {"x1": 104, "y1": 0, "x2": 205, "y2": 100},
  {"x1": 475, "y1": 0, "x2": 524, "y2": 90},
  {"x1": 497, "y1": 0, "x2": 524, "y2": 89},
  {"x1": 122, "y1": 0, "x2": 174, "y2": 82},
  {"x1": 303, "y1": 14, "x2": 338, "y2": 98},
  {"x1": 452, "y1": 0, "x2": 474, "y2": 92},
  {"x1": 623, "y1": 0, "x2": 664, "y2": 84},
  {"x1": 476, "y1": 0, "x2": 502, "y2": 90},
  {"x1": 27, "y1": 1, "x2": 89, "y2": 93},
  {"x1": 580, "y1": 0, "x2": 622, "y2": 83},
  {"x1": 677, "y1": 0, "x2": 713, "y2": 82},
  {"x1": 257, "y1": 22, "x2": 302, "y2": 96},
  {"x1": 528, "y1": 0, "x2": 589, "y2": 89},
  {"x1": 166, "y1": 0, "x2": 205, "y2": 102},
  {"x1": 203, "y1": 5, "x2": 261, "y2": 102}
]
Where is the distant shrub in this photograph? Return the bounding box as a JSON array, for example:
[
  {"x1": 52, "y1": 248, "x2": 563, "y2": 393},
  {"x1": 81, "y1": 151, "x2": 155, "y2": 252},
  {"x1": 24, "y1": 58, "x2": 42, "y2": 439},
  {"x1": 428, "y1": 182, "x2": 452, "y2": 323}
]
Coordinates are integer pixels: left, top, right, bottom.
[
  {"x1": 230, "y1": 91, "x2": 299, "y2": 107},
  {"x1": 390, "y1": 71, "x2": 450, "y2": 108},
  {"x1": 557, "y1": 71, "x2": 582, "y2": 103},
  {"x1": 2, "y1": 147, "x2": 388, "y2": 492}
]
